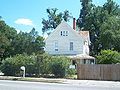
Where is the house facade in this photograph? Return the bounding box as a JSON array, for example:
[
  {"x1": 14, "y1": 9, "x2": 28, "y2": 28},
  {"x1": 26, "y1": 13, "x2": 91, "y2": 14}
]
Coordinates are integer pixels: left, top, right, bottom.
[
  {"x1": 45, "y1": 21, "x2": 90, "y2": 56},
  {"x1": 45, "y1": 19, "x2": 95, "y2": 64}
]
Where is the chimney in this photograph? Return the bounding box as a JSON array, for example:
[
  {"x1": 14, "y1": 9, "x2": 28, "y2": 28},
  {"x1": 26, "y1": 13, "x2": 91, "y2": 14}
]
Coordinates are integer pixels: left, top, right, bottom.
[{"x1": 73, "y1": 18, "x2": 76, "y2": 30}]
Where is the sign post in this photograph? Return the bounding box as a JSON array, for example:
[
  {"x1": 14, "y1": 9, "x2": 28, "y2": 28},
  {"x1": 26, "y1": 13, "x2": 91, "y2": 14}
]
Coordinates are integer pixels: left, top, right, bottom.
[{"x1": 20, "y1": 66, "x2": 25, "y2": 78}]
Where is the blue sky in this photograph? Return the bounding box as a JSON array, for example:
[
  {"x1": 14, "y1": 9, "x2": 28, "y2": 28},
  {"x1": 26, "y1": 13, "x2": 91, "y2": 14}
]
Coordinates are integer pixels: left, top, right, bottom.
[{"x1": 0, "y1": 0, "x2": 120, "y2": 36}]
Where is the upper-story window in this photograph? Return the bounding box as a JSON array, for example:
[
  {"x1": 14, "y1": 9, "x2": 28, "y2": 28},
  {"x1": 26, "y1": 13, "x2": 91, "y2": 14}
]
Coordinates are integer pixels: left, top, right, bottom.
[
  {"x1": 66, "y1": 31, "x2": 68, "y2": 36},
  {"x1": 61, "y1": 31, "x2": 68, "y2": 36},
  {"x1": 61, "y1": 31, "x2": 62, "y2": 36},
  {"x1": 63, "y1": 31, "x2": 65, "y2": 36}
]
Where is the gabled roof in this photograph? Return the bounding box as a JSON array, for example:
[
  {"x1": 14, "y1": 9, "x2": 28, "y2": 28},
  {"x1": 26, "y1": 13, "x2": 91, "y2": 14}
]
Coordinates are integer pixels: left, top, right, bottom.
[
  {"x1": 45, "y1": 21, "x2": 83, "y2": 41},
  {"x1": 45, "y1": 21, "x2": 90, "y2": 42}
]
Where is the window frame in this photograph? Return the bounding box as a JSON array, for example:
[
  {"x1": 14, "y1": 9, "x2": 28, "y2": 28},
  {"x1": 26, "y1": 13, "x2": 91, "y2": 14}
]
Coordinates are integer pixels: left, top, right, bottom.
[
  {"x1": 60, "y1": 31, "x2": 68, "y2": 36},
  {"x1": 70, "y1": 42, "x2": 73, "y2": 51}
]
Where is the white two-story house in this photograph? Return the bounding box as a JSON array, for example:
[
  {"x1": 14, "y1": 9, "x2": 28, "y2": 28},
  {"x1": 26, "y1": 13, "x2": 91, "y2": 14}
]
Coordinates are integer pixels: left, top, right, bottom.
[{"x1": 45, "y1": 19, "x2": 95, "y2": 64}]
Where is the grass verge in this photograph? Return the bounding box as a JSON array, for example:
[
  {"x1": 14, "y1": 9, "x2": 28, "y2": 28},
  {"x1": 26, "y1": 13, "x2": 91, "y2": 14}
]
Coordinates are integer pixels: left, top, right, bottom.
[{"x1": 0, "y1": 76, "x2": 65, "y2": 83}]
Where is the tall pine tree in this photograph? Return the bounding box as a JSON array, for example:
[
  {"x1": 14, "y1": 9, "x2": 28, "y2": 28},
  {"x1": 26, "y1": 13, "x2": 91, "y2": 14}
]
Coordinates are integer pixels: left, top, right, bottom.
[
  {"x1": 77, "y1": 0, "x2": 93, "y2": 30},
  {"x1": 77, "y1": 0, "x2": 120, "y2": 55}
]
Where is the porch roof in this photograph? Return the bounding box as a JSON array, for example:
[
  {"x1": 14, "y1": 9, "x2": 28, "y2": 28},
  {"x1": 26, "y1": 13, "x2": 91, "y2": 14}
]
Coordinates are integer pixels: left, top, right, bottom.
[{"x1": 67, "y1": 54, "x2": 95, "y2": 60}]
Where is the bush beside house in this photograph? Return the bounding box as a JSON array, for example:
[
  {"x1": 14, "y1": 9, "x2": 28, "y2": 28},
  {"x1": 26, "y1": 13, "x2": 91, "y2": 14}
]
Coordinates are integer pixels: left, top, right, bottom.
[
  {"x1": 96, "y1": 50, "x2": 120, "y2": 64},
  {"x1": 0, "y1": 53, "x2": 74, "y2": 78},
  {"x1": 50, "y1": 56, "x2": 70, "y2": 78},
  {"x1": 0, "y1": 54, "x2": 36, "y2": 76}
]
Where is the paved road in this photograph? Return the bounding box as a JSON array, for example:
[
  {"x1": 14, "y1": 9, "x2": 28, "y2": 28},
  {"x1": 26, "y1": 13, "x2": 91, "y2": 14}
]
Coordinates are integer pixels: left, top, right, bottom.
[{"x1": 0, "y1": 80, "x2": 120, "y2": 90}]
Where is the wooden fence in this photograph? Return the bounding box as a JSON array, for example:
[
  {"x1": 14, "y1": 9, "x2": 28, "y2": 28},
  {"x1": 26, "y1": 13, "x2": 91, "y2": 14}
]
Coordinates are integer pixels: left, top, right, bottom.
[{"x1": 77, "y1": 64, "x2": 120, "y2": 81}]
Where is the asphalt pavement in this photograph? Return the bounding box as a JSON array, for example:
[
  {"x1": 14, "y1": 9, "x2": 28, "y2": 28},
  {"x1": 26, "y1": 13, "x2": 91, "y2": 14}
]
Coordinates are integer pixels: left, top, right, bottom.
[{"x1": 0, "y1": 80, "x2": 120, "y2": 90}]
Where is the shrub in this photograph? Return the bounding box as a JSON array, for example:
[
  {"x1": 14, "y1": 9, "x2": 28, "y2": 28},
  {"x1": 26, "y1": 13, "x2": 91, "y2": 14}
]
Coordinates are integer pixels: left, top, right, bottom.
[
  {"x1": 67, "y1": 68, "x2": 76, "y2": 77},
  {"x1": 36, "y1": 53, "x2": 52, "y2": 77},
  {"x1": 0, "y1": 54, "x2": 36, "y2": 76},
  {"x1": 96, "y1": 50, "x2": 120, "y2": 64},
  {"x1": 36, "y1": 54, "x2": 71, "y2": 78},
  {"x1": 50, "y1": 56, "x2": 70, "y2": 78},
  {"x1": 0, "y1": 53, "x2": 71, "y2": 78}
]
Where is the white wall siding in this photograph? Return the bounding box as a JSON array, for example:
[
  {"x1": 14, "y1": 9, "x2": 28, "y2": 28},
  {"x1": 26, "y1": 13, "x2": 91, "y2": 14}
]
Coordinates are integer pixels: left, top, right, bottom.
[{"x1": 45, "y1": 21, "x2": 84, "y2": 55}]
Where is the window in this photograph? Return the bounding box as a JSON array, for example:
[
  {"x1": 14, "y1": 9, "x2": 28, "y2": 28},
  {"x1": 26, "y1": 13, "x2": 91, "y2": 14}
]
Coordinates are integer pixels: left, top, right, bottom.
[
  {"x1": 55, "y1": 49, "x2": 58, "y2": 51},
  {"x1": 54, "y1": 41, "x2": 58, "y2": 51},
  {"x1": 60, "y1": 31, "x2": 68, "y2": 36},
  {"x1": 63, "y1": 31, "x2": 65, "y2": 36},
  {"x1": 55, "y1": 42, "x2": 58, "y2": 47},
  {"x1": 70, "y1": 42, "x2": 73, "y2": 51},
  {"x1": 61, "y1": 31, "x2": 62, "y2": 36}
]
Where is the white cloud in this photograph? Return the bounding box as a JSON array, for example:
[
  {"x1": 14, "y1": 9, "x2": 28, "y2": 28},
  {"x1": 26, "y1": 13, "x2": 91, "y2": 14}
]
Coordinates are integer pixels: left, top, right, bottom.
[{"x1": 15, "y1": 18, "x2": 34, "y2": 26}]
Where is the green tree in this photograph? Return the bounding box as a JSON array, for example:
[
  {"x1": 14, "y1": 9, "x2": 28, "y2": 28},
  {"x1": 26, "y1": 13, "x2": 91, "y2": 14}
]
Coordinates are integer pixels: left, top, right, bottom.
[
  {"x1": 77, "y1": 0, "x2": 93, "y2": 29},
  {"x1": 77, "y1": 0, "x2": 120, "y2": 55},
  {"x1": 103, "y1": 0, "x2": 119, "y2": 15},
  {"x1": 0, "y1": 18, "x2": 45, "y2": 61},
  {"x1": 0, "y1": 33, "x2": 10, "y2": 62},
  {"x1": 42, "y1": 8, "x2": 72, "y2": 34},
  {"x1": 99, "y1": 16, "x2": 120, "y2": 51},
  {"x1": 11, "y1": 28, "x2": 45, "y2": 55},
  {"x1": 0, "y1": 18, "x2": 17, "y2": 61}
]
